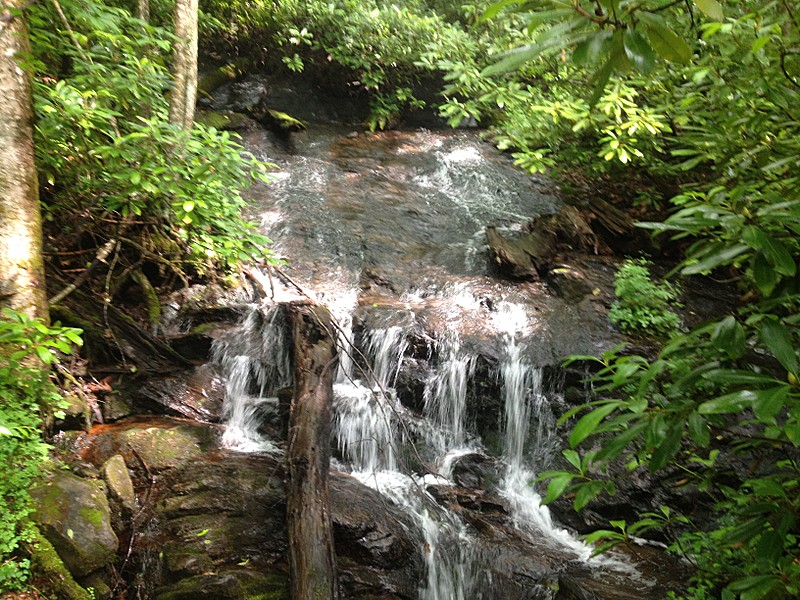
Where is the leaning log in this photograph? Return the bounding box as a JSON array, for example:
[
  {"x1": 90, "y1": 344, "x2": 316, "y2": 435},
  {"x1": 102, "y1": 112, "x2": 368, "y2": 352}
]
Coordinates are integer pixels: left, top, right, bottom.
[{"x1": 286, "y1": 302, "x2": 339, "y2": 600}]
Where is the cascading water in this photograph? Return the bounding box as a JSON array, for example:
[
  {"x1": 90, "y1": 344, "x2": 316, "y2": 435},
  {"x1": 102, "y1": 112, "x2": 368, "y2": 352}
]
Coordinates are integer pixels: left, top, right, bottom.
[
  {"x1": 211, "y1": 305, "x2": 291, "y2": 453},
  {"x1": 423, "y1": 334, "x2": 476, "y2": 455},
  {"x1": 207, "y1": 116, "x2": 655, "y2": 596}
]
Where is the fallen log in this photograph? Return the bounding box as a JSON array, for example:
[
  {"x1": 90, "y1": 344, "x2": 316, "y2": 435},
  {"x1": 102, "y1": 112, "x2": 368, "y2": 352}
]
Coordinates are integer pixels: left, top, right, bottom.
[{"x1": 286, "y1": 302, "x2": 339, "y2": 600}]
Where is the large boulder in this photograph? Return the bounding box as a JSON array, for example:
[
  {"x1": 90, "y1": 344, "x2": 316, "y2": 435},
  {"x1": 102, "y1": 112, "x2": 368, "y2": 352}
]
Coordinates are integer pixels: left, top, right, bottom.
[{"x1": 31, "y1": 471, "x2": 119, "y2": 578}]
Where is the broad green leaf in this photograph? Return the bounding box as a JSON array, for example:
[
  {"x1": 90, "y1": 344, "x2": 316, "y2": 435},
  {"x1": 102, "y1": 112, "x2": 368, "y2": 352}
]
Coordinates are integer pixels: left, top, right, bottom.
[
  {"x1": 694, "y1": 0, "x2": 724, "y2": 21},
  {"x1": 742, "y1": 226, "x2": 796, "y2": 276},
  {"x1": 595, "y1": 422, "x2": 647, "y2": 462},
  {"x1": 588, "y1": 53, "x2": 616, "y2": 107},
  {"x1": 543, "y1": 473, "x2": 575, "y2": 504},
  {"x1": 754, "y1": 530, "x2": 783, "y2": 566},
  {"x1": 649, "y1": 421, "x2": 683, "y2": 471},
  {"x1": 753, "y1": 386, "x2": 788, "y2": 420},
  {"x1": 702, "y1": 369, "x2": 778, "y2": 386},
  {"x1": 638, "y1": 12, "x2": 693, "y2": 63},
  {"x1": 725, "y1": 575, "x2": 780, "y2": 600},
  {"x1": 35, "y1": 345, "x2": 54, "y2": 364},
  {"x1": 698, "y1": 390, "x2": 758, "y2": 414},
  {"x1": 563, "y1": 449, "x2": 581, "y2": 470},
  {"x1": 687, "y1": 411, "x2": 710, "y2": 447},
  {"x1": 569, "y1": 403, "x2": 620, "y2": 448},
  {"x1": 574, "y1": 481, "x2": 605, "y2": 511},
  {"x1": 751, "y1": 35, "x2": 771, "y2": 54},
  {"x1": 759, "y1": 318, "x2": 798, "y2": 376},
  {"x1": 753, "y1": 252, "x2": 779, "y2": 297},
  {"x1": 682, "y1": 243, "x2": 750, "y2": 275},
  {"x1": 573, "y1": 29, "x2": 613, "y2": 66},
  {"x1": 623, "y1": 29, "x2": 655, "y2": 75},
  {"x1": 711, "y1": 315, "x2": 745, "y2": 358},
  {"x1": 786, "y1": 419, "x2": 800, "y2": 446},
  {"x1": 722, "y1": 516, "x2": 769, "y2": 545},
  {"x1": 480, "y1": 0, "x2": 526, "y2": 22},
  {"x1": 130, "y1": 171, "x2": 141, "y2": 185}
]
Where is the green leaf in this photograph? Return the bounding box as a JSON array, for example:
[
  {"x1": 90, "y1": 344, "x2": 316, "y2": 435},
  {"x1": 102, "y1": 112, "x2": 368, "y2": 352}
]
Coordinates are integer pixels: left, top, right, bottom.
[
  {"x1": 569, "y1": 403, "x2": 620, "y2": 448},
  {"x1": 711, "y1": 315, "x2": 745, "y2": 358},
  {"x1": 682, "y1": 243, "x2": 750, "y2": 275},
  {"x1": 574, "y1": 481, "x2": 605, "y2": 511},
  {"x1": 573, "y1": 30, "x2": 614, "y2": 66},
  {"x1": 698, "y1": 390, "x2": 758, "y2": 414},
  {"x1": 480, "y1": 0, "x2": 525, "y2": 22},
  {"x1": 753, "y1": 386, "x2": 788, "y2": 420},
  {"x1": 35, "y1": 345, "x2": 55, "y2": 364},
  {"x1": 638, "y1": 12, "x2": 693, "y2": 63},
  {"x1": 694, "y1": 0, "x2": 724, "y2": 21},
  {"x1": 753, "y1": 252, "x2": 779, "y2": 297},
  {"x1": 725, "y1": 575, "x2": 780, "y2": 600},
  {"x1": 183, "y1": 200, "x2": 195, "y2": 213},
  {"x1": 588, "y1": 53, "x2": 616, "y2": 107},
  {"x1": 130, "y1": 171, "x2": 141, "y2": 185},
  {"x1": 623, "y1": 29, "x2": 655, "y2": 75},
  {"x1": 543, "y1": 473, "x2": 575, "y2": 504},
  {"x1": 759, "y1": 319, "x2": 798, "y2": 376},
  {"x1": 742, "y1": 226, "x2": 796, "y2": 276},
  {"x1": 687, "y1": 411, "x2": 710, "y2": 447},
  {"x1": 649, "y1": 421, "x2": 683, "y2": 471}
]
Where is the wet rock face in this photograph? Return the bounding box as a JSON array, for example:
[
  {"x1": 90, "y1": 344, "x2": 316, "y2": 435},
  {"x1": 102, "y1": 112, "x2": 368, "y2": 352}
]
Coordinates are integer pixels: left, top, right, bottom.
[
  {"x1": 31, "y1": 471, "x2": 119, "y2": 578},
  {"x1": 130, "y1": 364, "x2": 226, "y2": 422}
]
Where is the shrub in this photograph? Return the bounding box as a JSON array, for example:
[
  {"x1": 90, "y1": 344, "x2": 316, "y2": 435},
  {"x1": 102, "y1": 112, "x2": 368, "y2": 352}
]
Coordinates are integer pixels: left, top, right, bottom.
[
  {"x1": 0, "y1": 310, "x2": 82, "y2": 591},
  {"x1": 609, "y1": 258, "x2": 681, "y2": 335}
]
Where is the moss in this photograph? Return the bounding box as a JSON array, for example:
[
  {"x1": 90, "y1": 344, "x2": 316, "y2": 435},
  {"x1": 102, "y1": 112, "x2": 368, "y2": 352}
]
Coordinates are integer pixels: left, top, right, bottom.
[
  {"x1": 27, "y1": 528, "x2": 92, "y2": 600},
  {"x1": 196, "y1": 110, "x2": 232, "y2": 130},
  {"x1": 130, "y1": 269, "x2": 161, "y2": 328},
  {"x1": 266, "y1": 110, "x2": 307, "y2": 132},
  {"x1": 197, "y1": 57, "x2": 251, "y2": 95}
]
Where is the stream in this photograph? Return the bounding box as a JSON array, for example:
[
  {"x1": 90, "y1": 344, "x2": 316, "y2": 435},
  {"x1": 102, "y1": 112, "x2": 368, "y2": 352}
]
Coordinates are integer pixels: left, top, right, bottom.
[
  {"x1": 38, "y1": 78, "x2": 694, "y2": 600},
  {"x1": 203, "y1": 77, "x2": 673, "y2": 599}
]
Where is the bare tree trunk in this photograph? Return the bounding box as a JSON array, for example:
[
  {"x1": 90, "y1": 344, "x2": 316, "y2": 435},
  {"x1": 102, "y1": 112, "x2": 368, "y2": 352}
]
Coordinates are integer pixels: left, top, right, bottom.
[
  {"x1": 286, "y1": 303, "x2": 339, "y2": 600},
  {"x1": 0, "y1": 1, "x2": 48, "y2": 321},
  {"x1": 137, "y1": 0, "x2": 150, "y2": 23},
  {"x1": 168, "y1": 0, "x2": 198, "y2": 129}
]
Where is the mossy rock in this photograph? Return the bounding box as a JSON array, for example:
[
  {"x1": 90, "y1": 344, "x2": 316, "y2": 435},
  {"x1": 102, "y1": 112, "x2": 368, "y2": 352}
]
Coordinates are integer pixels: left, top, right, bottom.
[
  {"x1": 102, "y1": 454, "x2": 136, "y2": 513},
  {"x1": 31, "y1": 471, "x2": 119, "y2": 578},
  {"x1": 155, "y1": 569, "x2": 288, "y2": 600}
]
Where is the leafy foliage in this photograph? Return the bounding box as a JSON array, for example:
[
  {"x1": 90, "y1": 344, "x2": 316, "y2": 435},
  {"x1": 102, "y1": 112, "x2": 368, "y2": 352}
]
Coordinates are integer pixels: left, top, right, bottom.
[
  {"x1": 199, "y1": 0, "x2": 479, "y2": 129},
  {"x1": 30, "y1": 0, "x2": 276, "y2": 278},
  {"x1": 608, "y1": 258, "x2": 682, "y2": 335},
  {"x1": 465, "y1": 1, "x2": 800, "y2": 598},
  {"x1": 0, "y1": 310, "x2": 82, "y2": 590}
]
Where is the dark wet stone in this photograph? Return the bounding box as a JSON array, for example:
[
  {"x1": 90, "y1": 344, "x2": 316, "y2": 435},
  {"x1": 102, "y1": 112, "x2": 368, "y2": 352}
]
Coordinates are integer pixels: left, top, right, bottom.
[{"x1": 130, "y1": 364, "x2": 226, "y2": 422}]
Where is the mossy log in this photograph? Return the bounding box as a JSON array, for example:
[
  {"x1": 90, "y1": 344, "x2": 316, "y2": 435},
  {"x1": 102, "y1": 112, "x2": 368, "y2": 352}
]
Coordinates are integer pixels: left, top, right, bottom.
[{"x1": 286, "y1": 302, "x2": 339, "y2": 600}]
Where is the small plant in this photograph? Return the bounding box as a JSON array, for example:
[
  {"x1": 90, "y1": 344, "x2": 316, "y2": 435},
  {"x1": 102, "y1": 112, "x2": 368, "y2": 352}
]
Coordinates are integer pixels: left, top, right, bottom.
[
  {"x1": 609, "y1": 258, "x2": 682, "y2": 336},
  {"x1": 0, "y1": 309, "x2": 82, "y2": 591}
]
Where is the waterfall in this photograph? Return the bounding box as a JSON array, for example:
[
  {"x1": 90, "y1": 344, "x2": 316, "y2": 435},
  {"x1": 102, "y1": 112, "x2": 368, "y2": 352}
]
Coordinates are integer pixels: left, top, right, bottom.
[
  {"x1": 493, "y1": 302, "x2": 592, "y2": 558},
  {"x1": 207, "y1": 125, "x2": 653, "y2": 596},
  {"x1": 423, "y1": 334, "x2": 476, "y2": 455},
  {"x1": 211, "y1": 305, "x2": 291, "y2": 453}
]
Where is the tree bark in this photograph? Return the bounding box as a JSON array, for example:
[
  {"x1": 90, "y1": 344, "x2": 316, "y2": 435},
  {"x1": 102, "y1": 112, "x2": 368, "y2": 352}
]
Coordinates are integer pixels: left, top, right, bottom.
[
  {"x1": 168, "y1": 0, "x2": 198, "y2": 129},
  {"x1": 136, "y1": 0, "x2": 150, "y2": 23},
  {"x1": 0, "y1": 0, "x2": 48, "y2": 321},
  {"x1": 286, "y1": 303, "x2": 339, "y2": 600}
]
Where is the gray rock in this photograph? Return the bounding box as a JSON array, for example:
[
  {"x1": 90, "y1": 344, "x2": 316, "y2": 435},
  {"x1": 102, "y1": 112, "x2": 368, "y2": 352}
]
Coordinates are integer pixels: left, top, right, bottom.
[{"x1": 102, "y1": 454, "x2": 135, "y2": 513}]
